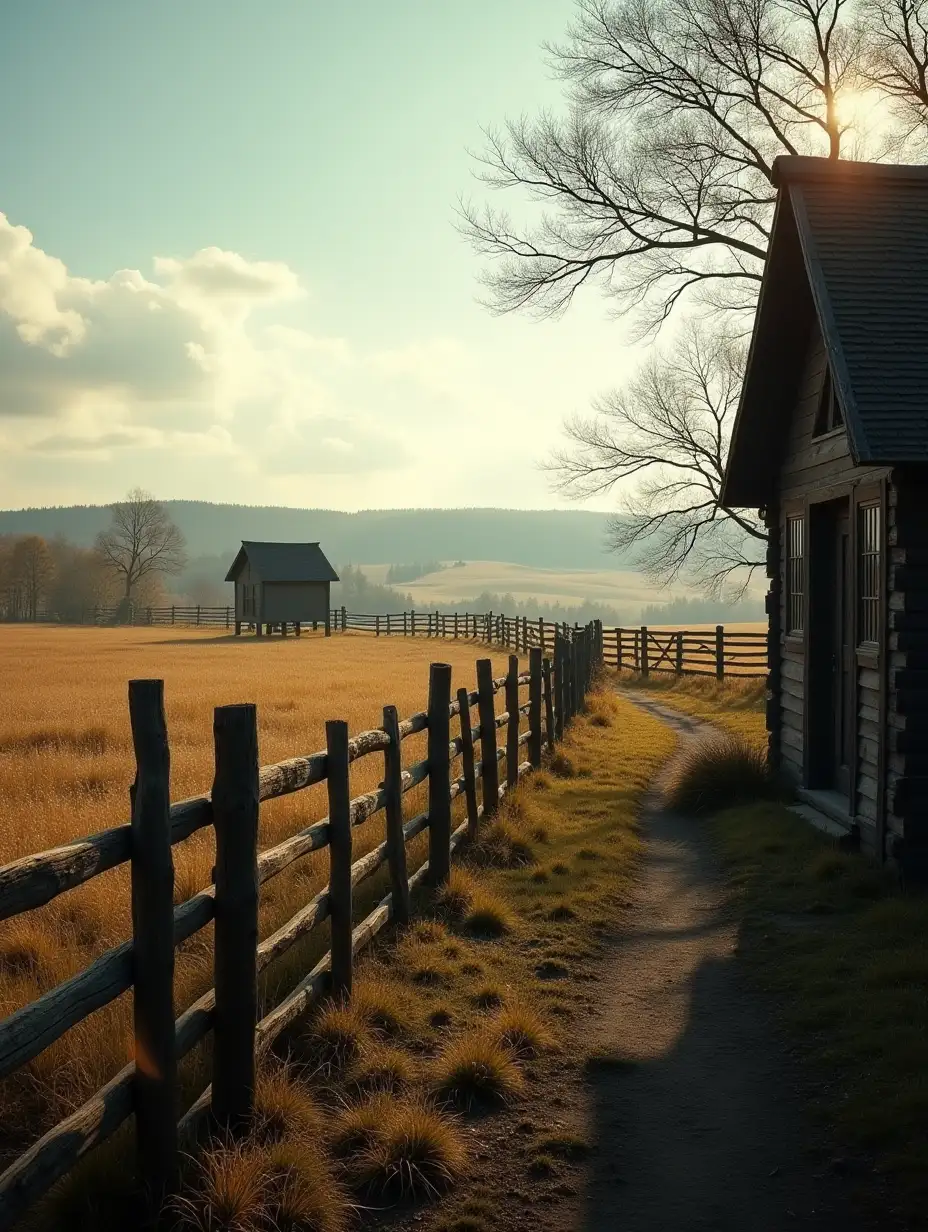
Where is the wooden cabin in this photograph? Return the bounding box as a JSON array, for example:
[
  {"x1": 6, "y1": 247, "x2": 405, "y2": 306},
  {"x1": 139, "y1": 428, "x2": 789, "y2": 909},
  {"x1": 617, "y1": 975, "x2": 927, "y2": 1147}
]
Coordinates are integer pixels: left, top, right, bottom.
[
  {"x1": 722, "y1": 157, "x2": 928, "y2": 875},
  {"x1": 225, "y1": 541, "x2": 339, "y2": 636}
]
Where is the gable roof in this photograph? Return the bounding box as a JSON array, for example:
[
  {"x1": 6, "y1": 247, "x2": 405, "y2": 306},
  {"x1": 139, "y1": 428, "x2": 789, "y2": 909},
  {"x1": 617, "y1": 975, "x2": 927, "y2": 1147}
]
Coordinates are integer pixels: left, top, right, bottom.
[
  {"x1": 723, "y1": 157, "x2": 928, "y2": 507},
  {"x1": 225, "y1": 541, "x2": 339, "y2": 584}
]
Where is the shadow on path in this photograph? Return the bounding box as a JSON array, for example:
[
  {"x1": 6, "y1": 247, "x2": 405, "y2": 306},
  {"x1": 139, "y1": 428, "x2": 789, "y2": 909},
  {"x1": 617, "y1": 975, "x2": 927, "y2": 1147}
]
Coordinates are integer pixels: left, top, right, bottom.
[{"x1": 577, "y1": 695, "x2": 864, "y2": 1231}]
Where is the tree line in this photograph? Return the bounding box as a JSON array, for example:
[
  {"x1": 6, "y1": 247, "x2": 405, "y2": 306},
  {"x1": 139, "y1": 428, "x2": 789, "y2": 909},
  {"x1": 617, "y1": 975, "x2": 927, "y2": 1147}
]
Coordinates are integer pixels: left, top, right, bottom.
[{"x1": 0, "y1": 490, "x2": 187, "y2": 621}]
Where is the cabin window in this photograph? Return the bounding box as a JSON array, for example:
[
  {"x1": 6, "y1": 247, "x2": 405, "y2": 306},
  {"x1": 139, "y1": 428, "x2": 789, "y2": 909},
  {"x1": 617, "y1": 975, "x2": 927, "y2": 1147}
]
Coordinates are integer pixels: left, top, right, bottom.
[
  {"x1": 813, "y1": 366, "x2": 844, "y2": 437},
  {"x1": 858, "y1": 503, "x2": 881, "y2": 646},
  {"x1": 786, "y1": 515, "x2": 804, "y2": 634}
]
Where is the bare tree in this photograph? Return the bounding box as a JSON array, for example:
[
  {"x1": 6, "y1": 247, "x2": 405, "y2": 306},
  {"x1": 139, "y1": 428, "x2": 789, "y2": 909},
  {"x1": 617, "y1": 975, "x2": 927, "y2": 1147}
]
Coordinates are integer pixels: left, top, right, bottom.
[
  {"x1": 95, "y1": 489, "x2": 187, "y2": 602},
  {"x1": 460, "y1": 0, "x2": 917, "y2": 334},
  {"x1": 548, "y1": 324, "x2": 766, "y2": 593},
  {"x1": 862, "y1": 0, "x2": 928, "y2": 128}
]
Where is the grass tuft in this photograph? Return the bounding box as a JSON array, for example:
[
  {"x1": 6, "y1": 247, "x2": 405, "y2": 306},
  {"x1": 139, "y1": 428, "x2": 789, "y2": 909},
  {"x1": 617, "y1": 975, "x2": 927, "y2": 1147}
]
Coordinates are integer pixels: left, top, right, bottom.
[
  {"x1": 252, "y1": 1067, "x2": 324, "y2": 1145},
  {"x1": 430, "y1": 1031, "x2": 526, "y2": 1109},
  {"x1": 347, "y1": 1042, "x2": 417, "y2": 1094},
  {"x1": 487, "y1": 1002, "x2": 556, "y2": 1059},
  {"x1": 306, "y1": 1001, "x2": 372, "y2": 1071},
  {"x1": 352, "y1": 1098, "x2": 467, "y2": 1199},
  {"x1": 329, "y1": 1093, "x2": 394, "y2": 1159},
  {"x1": 549, "y1": 750, "x2": 576, "y2": 778},
  {"x1": 352, "y1": 974, "x2": 414, "y2": 1039},
  {"x1": 665, "y1": 732, "x2": 780, "y2": 815}
]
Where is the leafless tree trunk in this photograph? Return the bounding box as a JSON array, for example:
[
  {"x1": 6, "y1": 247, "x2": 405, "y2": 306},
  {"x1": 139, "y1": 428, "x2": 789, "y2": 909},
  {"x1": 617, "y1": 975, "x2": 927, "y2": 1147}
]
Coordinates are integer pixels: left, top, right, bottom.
[
  {"x1": 11, "y1": 537, "x2": 56, "y2": 621},
  {"x1": 547, "y1": 324, "x2": 766, "y2": 593},
  {"x1": 95, "y1": 490, "x2": 187, "y2": 604}
]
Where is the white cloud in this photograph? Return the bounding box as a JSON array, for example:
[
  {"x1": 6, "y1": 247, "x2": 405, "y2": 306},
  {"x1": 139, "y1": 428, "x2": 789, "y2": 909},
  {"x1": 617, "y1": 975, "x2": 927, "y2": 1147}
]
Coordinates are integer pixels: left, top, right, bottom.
[{"x1": 0, "y1": 212, "x2": 408, "y2": 485}]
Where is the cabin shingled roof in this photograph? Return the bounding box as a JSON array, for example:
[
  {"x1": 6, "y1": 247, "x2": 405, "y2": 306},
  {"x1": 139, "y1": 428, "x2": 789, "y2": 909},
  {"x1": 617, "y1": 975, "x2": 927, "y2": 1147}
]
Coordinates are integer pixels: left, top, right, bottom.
[
  {"x1": 224, "y1": 541, "x2": 339, "y2": 584},
  {"x1": 723, "y1": 156, "x2": 928, "y2": 507}
]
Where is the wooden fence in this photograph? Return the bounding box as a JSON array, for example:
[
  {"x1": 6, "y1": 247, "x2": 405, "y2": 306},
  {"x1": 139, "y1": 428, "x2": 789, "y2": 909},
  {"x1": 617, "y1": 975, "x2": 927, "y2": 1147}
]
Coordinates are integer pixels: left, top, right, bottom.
[
  {"x1": 11, "y1": 604, "x2": 766, "y2": 678},
  {"x1": 0, "y1": 624, "x2": 602, "y2": 1229},
  {"x1": 331, "y1": 610, "x2": 767, "y2": 679}
]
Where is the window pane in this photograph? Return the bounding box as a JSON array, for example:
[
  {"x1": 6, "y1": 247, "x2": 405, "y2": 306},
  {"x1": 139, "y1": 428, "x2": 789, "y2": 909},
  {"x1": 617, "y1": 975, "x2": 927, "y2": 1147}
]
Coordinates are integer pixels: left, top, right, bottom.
[
  {"x1": 858, "y1": 504, "x2": 880, "y2": 646},
  {"x1": 786, "y1": 515, "x2": 804, "y2": 634}
]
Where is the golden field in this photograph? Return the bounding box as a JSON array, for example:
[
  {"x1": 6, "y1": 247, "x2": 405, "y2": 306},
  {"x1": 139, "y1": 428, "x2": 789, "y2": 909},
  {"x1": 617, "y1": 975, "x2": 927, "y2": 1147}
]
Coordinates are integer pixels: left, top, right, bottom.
[{"x1": 0, "y1": 626, "x2": 520, "y2": 1158}]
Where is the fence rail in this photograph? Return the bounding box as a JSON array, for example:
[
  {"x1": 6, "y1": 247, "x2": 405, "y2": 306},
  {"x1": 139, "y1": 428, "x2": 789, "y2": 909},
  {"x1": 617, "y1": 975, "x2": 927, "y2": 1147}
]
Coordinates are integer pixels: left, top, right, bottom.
[
  {"x1": 0, "y1": 623, "x2": 602, "y2": 1229},
  {"x1": 6, "y1": 605, "x2": 766, "y2": 678}
]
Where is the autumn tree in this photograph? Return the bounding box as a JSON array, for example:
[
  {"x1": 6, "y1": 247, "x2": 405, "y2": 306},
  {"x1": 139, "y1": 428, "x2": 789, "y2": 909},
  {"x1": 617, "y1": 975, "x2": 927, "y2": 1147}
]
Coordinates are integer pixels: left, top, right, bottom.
[
  {"x1": 95, "y1": 489, "x2": 187, "y2": 603},
  {"x1": 11, "y1": 536, "x2": 56, "y2": 620}
]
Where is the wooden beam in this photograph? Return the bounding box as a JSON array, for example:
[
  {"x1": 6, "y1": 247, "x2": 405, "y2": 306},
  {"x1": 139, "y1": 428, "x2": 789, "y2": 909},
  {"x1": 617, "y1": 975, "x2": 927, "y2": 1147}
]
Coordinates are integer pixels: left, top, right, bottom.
[
  {"x1": 427, "y1": 663, "x2": 453, "y2": 884},
  {"x1": 326, "y1": 720, "x2": 353, "y2": 999}
]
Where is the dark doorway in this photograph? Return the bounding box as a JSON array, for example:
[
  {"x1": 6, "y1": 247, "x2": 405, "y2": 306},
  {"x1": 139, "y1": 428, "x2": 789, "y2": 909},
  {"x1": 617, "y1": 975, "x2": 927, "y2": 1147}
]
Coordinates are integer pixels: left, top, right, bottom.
[{"x1": 808, "y1": 499, "x2": 853, "y2": 798}]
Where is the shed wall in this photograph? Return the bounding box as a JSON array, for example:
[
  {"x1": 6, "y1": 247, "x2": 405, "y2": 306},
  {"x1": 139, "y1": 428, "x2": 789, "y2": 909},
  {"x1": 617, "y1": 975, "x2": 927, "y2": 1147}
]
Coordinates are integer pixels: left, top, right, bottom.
[
  {"x1": 772, "y1": 320, "x2": 891, "y2": 857},
  {"x1": 261, "y1": 582, "x2": 330, "y2": 623}
]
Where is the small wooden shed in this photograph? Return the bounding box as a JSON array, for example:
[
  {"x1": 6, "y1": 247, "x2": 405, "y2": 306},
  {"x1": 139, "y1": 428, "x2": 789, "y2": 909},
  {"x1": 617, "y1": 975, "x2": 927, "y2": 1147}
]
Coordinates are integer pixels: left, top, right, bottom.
[
  {"x1": 722, "y1": 156, "x2": 928, "y2": 876},
  {"x1": 225, "y1": 541, "x2": 339, "y2": 637}
]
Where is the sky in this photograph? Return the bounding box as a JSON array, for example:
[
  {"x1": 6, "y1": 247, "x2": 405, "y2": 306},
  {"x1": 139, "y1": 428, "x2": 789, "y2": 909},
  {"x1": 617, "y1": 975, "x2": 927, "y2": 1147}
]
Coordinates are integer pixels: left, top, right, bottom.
[{"x1": 0, "y1": 0, "x2": 646, "y2": 513}]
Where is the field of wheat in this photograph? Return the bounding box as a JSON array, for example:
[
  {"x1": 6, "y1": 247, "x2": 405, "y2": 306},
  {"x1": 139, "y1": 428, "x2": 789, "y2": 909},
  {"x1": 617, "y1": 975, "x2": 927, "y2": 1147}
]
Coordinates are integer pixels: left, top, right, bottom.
[{"x1": 0, "y1": 625, "x2": 519, "y2": 1162}]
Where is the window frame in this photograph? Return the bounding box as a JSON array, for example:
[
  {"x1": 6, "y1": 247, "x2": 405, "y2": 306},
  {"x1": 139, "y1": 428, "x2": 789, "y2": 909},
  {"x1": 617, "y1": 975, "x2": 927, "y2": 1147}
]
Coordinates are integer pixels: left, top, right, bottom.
[
  {"x1": 813, "y1": 365, "x2": 844, "y2": 438},
  {"x1": 785, "y1": 513, "x2": 805, "y2": 636},
  {"x1": 858, "y1": 501, "x2": 881, "y2": 649}
]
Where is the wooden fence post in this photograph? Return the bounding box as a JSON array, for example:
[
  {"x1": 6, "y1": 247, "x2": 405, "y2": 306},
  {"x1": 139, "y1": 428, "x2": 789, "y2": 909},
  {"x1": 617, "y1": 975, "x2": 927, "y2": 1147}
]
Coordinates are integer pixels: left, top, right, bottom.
[
  {"x1": 675, "y1": 631, "x2": 684, "y2": 676},
  {"x1": 341, "y1": 606, "x2": 347, "y2": 633},
  {"x1": 640, "y1": 626, "x2": 649, "y2": 678},
  {"x1": 212, "y1": 703, "x2": 260, "y2": 1133},
  {"x1": 476, "y1": 659, "x2": 499, "y2": 817},
  {"x1": 326, "y1": 720, "x2": 353, "y2": 998},
  {"x1": 411, "y1": 610, "x2": 416, "y2": 637},
  {"x1": 427, "y1": 663, "x2": 452, "y2": 884},
  {"x1": 381, "y1": 706, "x2": 409, "y2": 925},
  {"x1": 128, "y1": 680, "x2": 178, "y2": 1202},
  {"x1": 542, "y1": 657, "x2": 555, "y2": 752},
  {"x1": 457, "y1": 687, "x2": 480, "y2": 840},
  {"x1": 616, "y1": 628, "x2": 623, "y2": 671},
  {"x1": 529, "y1": 647, "x2": 543, "y2": 768},
  {"x1": 454, "y1": 612, "x2": 459, "y2": 639},
  {"x1": 387, "y1": 613, "x2": 392, "y2": 636},
  {"x1": 376, "y1": 615, "x2": 380, "y2": 637},
  {"x1": 487, "y1": 611, "x2": 493, "y2": 644},
  {"x1": 716, "y1": 624, "x2": 725, "y2": 681},
  {"x1": 506, "y1": 654, "x2": 520, "y2": 789},
  {"x1": 553, "y1": 636, "x2": 565, "y2": 741}
]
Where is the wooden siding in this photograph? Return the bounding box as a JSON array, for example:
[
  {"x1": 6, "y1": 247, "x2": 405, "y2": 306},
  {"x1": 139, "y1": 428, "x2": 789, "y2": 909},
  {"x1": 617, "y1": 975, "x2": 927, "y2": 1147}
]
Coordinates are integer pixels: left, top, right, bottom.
[
  {"x1": 773, "y1": 320, "x2": 891, "y2": 854},
  {"x1": 261, "y1": 582, "x2": 330, "y2": 624},
  {"x1": 886, "y1": 470, "x2": 928, "y2": 861}
]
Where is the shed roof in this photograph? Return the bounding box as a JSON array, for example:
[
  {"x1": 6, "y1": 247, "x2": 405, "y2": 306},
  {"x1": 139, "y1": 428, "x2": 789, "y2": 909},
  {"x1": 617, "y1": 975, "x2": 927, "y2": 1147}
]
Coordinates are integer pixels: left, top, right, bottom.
[
  {"x1": 225, "y1": 541, "x2": 339, "y2": 584},
  {"x1": 723, "y1": 156, "x2": 928, "y2": 507}
]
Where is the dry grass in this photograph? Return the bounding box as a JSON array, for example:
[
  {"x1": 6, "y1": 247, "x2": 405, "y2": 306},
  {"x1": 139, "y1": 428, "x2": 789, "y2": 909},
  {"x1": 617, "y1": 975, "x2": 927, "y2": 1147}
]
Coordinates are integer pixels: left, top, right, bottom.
[
  {"x1": 664, "y1": 731, "x2": 781, "y2": 815},
  {"x1": 615, "y1": 668, "x2": 766, "y2": 744},
  {"x1": 0, "y1": 626, "x2": 519, "y2": 1152},
  {"x1": 713, "y1": 801, "x2": 928, "y2": 1223},
  {"x1": 429, "y1": 1031, "x2": 526, "y2": 1110},
  {"x1": 350, "y1": 1097, "x2": 467, "y2": 1200}
]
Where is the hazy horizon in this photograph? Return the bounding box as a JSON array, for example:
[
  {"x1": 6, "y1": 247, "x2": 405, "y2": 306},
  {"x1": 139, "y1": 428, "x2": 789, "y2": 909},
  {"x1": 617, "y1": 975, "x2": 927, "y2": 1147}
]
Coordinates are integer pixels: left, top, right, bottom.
[{"x1": 0, "y1": 1, "x2": 645, "y2": 515}]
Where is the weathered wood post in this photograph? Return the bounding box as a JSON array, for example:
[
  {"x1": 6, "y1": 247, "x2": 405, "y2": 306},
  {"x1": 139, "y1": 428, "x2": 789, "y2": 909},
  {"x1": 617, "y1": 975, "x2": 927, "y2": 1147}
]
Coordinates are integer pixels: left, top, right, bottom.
[
  {"x1": 411, "y1": 609, "x2": 416, "y2": 637},
  {"x1": 675, "y1": 631, "x2": 684, "y2": 676},
  {"x1": 211, "y1": 703, "x2": 260, "y2": 1133},
  {"x1": 487, "y1": 611, "x2": 493, "y2": 644},
  {"x1": 295, "y1": 621, "x2": 301, "y2": 637},
  {"x1": 716, "y1": 624, "x2": 725, "y2": 681},
  {"x1": 387, "y1": 613, "x2": 392, "y2": 636},
  {"x1": 196, "y1": 605, "x2": 201, "y2": 627},
  {"x1": 457, "y1": 687, "x2": 479, "y2": 840},
  {"x1": 381, "y1": 706, "x2": 409, "y2": 925},
  {"x1": 341, "y1": 606, "x2": 347, "y2": 633},
  {"x1": 171, "y1": 605, "x2": 175, "y2": 626},
  {"x1": 376, "y1": 615, "x2": 380, "y2": 637},
  {"x1": 427, "y1": 663, "x2": 452, "y2": 884},
  {"x1": 454, "y1": 612, "x2": 459, "y2": 640},
  {"x1": 281, "y1": 621, "x2": 288, "y2": 638},
  {"x1": 235, "y1": 619, "x2": 242, "y2": 636},
  {"x1": 542, "y1": 657, "x2": 555, "y2": 753},
  {"x1": 529, "y1": 647, "x2": 543, "y2": 769},
  {"x1": 476, "y1": 658, "x2": 500, "y2": 817},
  {"x1": 326, "y1": 720, "x2": 353, "y2": 998},
  {"x1": 640, "y1": 626, "x2": 649, "y2": 678},
  {"x1": 553, "y1": 635, "x2": 565, "y2": 742},
  {"x1": 128, "y1": 680, "x2": 178, "y2": 1202},
  {"x1": 325, "y1": 609, "x2": 331, "y2": 637},
  {"x1": 506, "y1": 654, "x2": 520, "y2": 789},
  {"x1": 616, "y1": 628, "x2": 623, "y2": 671}
]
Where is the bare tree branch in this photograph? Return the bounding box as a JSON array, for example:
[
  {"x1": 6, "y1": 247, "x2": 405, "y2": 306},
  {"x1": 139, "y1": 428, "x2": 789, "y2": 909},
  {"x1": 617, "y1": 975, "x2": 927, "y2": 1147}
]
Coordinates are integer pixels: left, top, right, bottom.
[
  {"x1": 546, "y1": 322, "x2": 765, "y2": 594},
  {"x1": 460, "y1": 0, "x2": 921, "y2": 332}
]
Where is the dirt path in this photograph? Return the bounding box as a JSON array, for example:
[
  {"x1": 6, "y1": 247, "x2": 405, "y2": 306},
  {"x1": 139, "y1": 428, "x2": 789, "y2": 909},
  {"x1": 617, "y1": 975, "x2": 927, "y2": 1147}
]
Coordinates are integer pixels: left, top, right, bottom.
[
  {"x1": 570, "y1": 692, "x2": 864, "y2": 1230},
  {"x1": 413, "y1": 693, "x2": 874, "y2": 1232}
]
